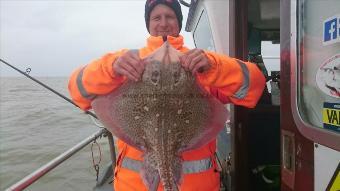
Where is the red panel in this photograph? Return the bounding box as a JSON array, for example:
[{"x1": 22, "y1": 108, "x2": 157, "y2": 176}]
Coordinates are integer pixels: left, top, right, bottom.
[{"x1": 280, "y1": 0, "x2": 314, "y2": 190}]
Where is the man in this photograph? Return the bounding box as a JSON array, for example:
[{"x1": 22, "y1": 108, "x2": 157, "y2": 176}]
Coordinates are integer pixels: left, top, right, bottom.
[{"x1": 68, "y1": 0, "x2": 265, "y2": 190}]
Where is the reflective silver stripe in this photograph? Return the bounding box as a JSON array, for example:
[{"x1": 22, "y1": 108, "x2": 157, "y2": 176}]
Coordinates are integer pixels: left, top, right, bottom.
[
  {"x1": 121, "y1": 157, "x2": 142, "y2": 172},
  {"x1": 76, "y1": 67, "x2": 96, "y2": 99},
  {"x1": 182, "y1": 157, "x2": 212, "y2": 174},
  {"x1": 233, "y1": 60, "x2": 250, "y2": 99},
  {"x1": 121, "y1": 157, "x2": 212, "y2": 174}
]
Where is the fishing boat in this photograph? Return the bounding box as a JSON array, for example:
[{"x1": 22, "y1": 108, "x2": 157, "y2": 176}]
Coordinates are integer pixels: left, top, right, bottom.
[{"x1": 3, "y1": 0, "x2": 339, "y2": 190}]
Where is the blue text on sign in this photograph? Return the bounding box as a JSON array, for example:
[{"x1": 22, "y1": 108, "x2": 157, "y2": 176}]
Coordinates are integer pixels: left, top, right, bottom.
[{"x1": 323, "y1": 15, "x2": 340, "y2": 45}]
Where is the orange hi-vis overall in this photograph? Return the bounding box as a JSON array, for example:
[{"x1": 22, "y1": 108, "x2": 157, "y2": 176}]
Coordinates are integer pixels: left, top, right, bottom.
[{"x1": 68, "y1": 35, "x2": 265, "y2": 191}]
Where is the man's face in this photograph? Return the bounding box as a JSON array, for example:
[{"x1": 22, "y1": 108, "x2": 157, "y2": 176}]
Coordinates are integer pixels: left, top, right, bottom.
[{"x1": 149, "y1": 4, "x2": 180, "y2": 37}]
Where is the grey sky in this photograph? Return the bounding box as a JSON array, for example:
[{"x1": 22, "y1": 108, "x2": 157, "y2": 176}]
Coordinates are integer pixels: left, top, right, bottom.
[{"x1": 0, "y1": 0, "x2": 195, "y2": 77}]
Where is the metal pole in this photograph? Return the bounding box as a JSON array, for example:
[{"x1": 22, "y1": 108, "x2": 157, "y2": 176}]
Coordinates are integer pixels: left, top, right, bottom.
[
  {"x1": 107, "y1": 132, "x2": 117, "y2": 169},
  {"x1": 6, "y1": 128, "x2": 107, "y2": 191},
  {"x1": 262, "y1": 56, "x2": 280, "y2": 59}
]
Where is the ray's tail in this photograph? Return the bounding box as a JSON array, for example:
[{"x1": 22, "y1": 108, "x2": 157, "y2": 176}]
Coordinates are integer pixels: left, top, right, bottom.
[
  {"x1": 141, "y1": 152, "x2": 182, "y2": 191},
  {"x1": 158, "y1": 155, "x2": 182, "y2": 191}
]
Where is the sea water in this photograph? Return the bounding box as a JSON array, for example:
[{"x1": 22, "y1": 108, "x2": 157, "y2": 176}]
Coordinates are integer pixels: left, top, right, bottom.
[{"x1": 0, "y1": 77, "x2": 112, "y2": 191}]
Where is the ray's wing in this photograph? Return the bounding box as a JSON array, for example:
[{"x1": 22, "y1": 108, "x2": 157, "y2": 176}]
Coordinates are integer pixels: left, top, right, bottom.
[
  {"x1": 181, "y1": 95, "x2": 228, "y2": 152},
  {"x1": 92, "y1": 83, "x2": 145, "y2": 151}
]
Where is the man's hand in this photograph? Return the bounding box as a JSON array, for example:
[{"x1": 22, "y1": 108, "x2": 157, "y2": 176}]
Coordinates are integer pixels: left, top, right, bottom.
[
  {"x1": 113, "y1": 51, "x2": 145, "y2": 81},
  {"x1": 180, "y1": 49, "x2": 211, "y2": 75}
]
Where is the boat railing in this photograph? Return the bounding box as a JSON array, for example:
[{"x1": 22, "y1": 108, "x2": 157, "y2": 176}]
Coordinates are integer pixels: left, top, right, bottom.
[
  {"x1": 5, "y1": 128, "x2": 115, "y2": 191},
  {"x1": 0, "y1": 59, "x2": 117, "y2": 191}
]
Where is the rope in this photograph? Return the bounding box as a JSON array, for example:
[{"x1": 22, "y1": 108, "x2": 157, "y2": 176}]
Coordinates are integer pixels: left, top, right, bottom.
[{"x1": 91, "y1": 139, "x2": 102, "y2": 181}]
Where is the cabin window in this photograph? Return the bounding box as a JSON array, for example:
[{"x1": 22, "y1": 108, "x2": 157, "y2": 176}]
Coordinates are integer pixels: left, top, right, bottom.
[
  {"x1": 261, "y1": 41, "x2": 280, "y2": 93},
  {"x1": 297, "y1": 0, "x2": 340, "y2": 133},
  {"x1": 193, "y1": 10, "x2": 215, "y2": 51}
]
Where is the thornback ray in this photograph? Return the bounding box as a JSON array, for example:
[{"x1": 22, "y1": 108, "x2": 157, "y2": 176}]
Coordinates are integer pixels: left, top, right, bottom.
[{"x1": 92, "y1": 42, "x2": 228, "y2": 191}]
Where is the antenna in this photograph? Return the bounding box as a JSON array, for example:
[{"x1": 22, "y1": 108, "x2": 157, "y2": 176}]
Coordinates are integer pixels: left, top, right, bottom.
[{"x1": 179, "y1": 0, "x2": 191, "y2": 7}]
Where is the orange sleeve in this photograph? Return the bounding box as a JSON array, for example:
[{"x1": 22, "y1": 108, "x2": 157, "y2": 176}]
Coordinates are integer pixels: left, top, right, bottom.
[
  {"x1": 68, "y1": 49, "x2": 128, "y2": 110},
  {"x1": 196, "y1": 51, "x2": 265, "y2": 108}
]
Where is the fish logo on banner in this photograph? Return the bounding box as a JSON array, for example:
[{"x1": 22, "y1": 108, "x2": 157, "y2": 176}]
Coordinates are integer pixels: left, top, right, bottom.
[
  {"x1": 323, "y1": 15, "x2": 340, "y2": 45},
  {"x1": 316, "y1": 54, "x2": 340, "y2": 98}
]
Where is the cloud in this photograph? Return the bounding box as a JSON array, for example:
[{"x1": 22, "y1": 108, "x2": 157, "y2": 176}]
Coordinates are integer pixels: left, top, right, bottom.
[{"x1": 0, "y1": 0, "x2": 194, "y2": 77}]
